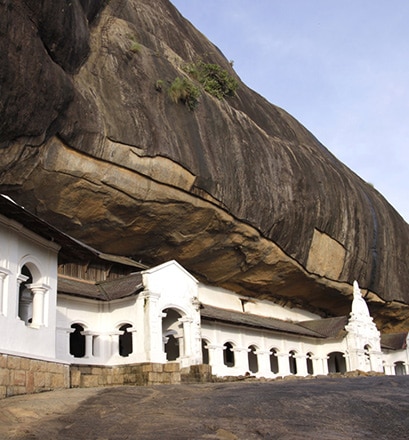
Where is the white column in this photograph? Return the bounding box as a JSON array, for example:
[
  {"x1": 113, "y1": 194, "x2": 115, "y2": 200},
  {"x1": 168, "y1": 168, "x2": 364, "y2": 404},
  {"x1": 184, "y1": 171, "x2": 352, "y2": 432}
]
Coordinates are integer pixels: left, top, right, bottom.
[
  {"x1": 369, "y1": 350, "x2": 384, "y2": 373},
  {"x1": 207, "y1": 344, "x2": 224, "y2": 373},
  {"x1": 177, "y1": 335, "x2": 185, "y2": 358},
  {"x1": 178, "y1": 317, "x2": 194, "y2": 368},
  {"x1": 255, "y1": 350, "x2": 272, "y2": 377},
  {"x1": 277, "y1": 352, "x2": 291, "y2": 377},
  {"x1": 16, "y1": 273, "x2": 29, "y2": 318},
  {"x1": 129, "y1": 327, "x2": 138, "y2": 358},
  {"x1": 191, "y1": 298, "x2": 203, "y2": 364},
  {"x1": 82, "y1": 331, "x2": 95, "y2": 358},
  {"x1": 142, "y1": 290, "x2": 165, "y2": 363},
  {"x1": 29, "y1": 285, "x2": 48, "y2": 328},
  {"x1": 233, "y1": 347, "x2": 250, "y2": 374},
  {"x1": 56, "y1": 327, "x2": 74, "y2": 360},
  {"x1": 293, "y1": 354, "x2": 308, "y2": 376},
  {"x1": 322, "y1": 356, "x2": 329, "y2": 375},
  {"x1": 0, "y1": 269, "x2": 9, "y2": 316},
  {"x1": 179, "y1": 317, "x2": 193, "y2": 357},
  {"x1": 310, "y1": 355, "x2": 325, "y2": 375},
  {"x1": 110, "y1": 331, "x2": 122, "y2": 357},
  {"x1": 347, "y1": 348, "x2": 367, "y2": 372},
  {"x1": 383, "y1": 363, "x2": 394, "y2": 375}
]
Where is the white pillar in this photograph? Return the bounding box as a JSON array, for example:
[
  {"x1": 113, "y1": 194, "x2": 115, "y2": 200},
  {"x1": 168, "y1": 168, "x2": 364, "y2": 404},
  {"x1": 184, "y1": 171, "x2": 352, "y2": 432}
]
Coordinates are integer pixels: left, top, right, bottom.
[
  {"x1": 82, "y1": 331, "x2": 95, "y2": 358},
  {"x1": 383, "y1": 363, "x2": 394, "y2": 375},
  {"x1": 255, "y1": 350, "x2": 272, "y2": 377},
  {"x1": 29, "y1": 285, "x2": 47, "y2": 328},
  {"x1": 110, "y1": 331, "x2": 122, "y2": 357},
  {"x1": 233, "y1": 347, "x2": 249, "y2": 374},
  {"x1": 277, "y1": 352, "x2": 291, "y2": 377},
  {"x1": 207, "y1": 344, "x2": 224, "y2": 372},
  {"x1": 294, "y1": 354, "x2": 308, "y2": 376},
  {"x1": 369, "y1": 350, "x2": 384, "y2": 372},
  {"x1": 0, "y1": 269, "x2": 9, "y2": 316},
  {"x1": 57, "y1": 327, "x2": 74, "y2": 360},
  {"x1": 311, "y1": 355, "x2": 326, "y2": 375},
  {"x1": 322, "y1": 356, "x2": 329, "y2": 375},
  {"x1": 177, "y1": 335, "x2": 184, "y2": 358},
  {"x1": 142, "y1": 290, "x2": 165, "y2": 363},
  {"x1": 347, "y1": 348, "x2": 367, "y2": 371},
  {"x1": 178, "y1": 317, "x2": 194, "y2": 368},
  {"x1": 179, "y1": 317, "x2": 193, "y2": 357},
  {"x1": 16, "y1": 273, "x2": 29, "y2": 318}
]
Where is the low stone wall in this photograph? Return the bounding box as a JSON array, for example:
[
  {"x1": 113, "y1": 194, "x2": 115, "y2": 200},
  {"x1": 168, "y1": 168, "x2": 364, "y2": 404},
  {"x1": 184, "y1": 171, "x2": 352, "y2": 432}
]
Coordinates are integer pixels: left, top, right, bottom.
[
  {"x1": 1, "y1": 356, "x2": 213, "y2": 399},
  {"x1": 0, "y1": 353, "x2": 70, "y2": 399},
  {"x1": 70, "y1": 362, "x2": 182, "y2": 388},
  {"x1": 181, "y1": 364, "x2": 213, "y2": 383}
]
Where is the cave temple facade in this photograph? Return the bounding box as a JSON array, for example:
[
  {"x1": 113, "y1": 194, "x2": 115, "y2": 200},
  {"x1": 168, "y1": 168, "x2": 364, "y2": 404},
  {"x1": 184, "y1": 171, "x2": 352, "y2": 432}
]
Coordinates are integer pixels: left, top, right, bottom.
[{"x1": 0, "y1": 194, "x2": 408, "y2": 396}]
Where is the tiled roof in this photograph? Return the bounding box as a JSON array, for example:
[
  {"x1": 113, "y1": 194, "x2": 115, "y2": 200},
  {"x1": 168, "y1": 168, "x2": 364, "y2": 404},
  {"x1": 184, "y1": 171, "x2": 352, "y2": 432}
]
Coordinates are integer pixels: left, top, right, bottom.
[
  {"x1": 381, "y1": 333, "x2": 408, "y2": 350},
  {"x1": 97, "y1": 273, "x2": 143, "y2": 300},
  {"x1": 200, "y1": 305, "x2": 326, "y2": 338},
  {"x1": 297, "y1": 316, "x2": 349, "y2": 338},
  {"x1": 58, "y1": 273, "x2": 143, "y2": 301}
]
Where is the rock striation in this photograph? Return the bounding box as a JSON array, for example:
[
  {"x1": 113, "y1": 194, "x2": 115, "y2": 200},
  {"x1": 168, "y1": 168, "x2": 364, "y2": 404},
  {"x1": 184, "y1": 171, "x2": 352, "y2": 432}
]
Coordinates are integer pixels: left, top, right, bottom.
[{"x1": 0, "y1": 0, "x2": 408, "y2": 329}]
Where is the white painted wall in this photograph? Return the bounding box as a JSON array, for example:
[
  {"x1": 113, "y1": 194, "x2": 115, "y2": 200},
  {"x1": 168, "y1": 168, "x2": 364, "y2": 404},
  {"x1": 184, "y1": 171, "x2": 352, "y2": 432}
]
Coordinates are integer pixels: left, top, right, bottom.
[
  {"x1": 140, "y1": 261, "x2": 202, "y2": 367},
  {"x1": 198, "y1": 284, "x2": 321, "y2": 321},
  {"x1": 0, "y1": 214, "x2": 59, "y2": 360},
  {"x1": 56, "y1": 261, "x2": 203, "y2": 368},
  {"x1": 200, "y1": 320, "x2": 349, "y2": 378},
  {"x1": 382, "y1": 335, "x2": 409, "y2": 375},
  {"x1": 56, "y1": 294, "x2": 142, "y2": 365}
]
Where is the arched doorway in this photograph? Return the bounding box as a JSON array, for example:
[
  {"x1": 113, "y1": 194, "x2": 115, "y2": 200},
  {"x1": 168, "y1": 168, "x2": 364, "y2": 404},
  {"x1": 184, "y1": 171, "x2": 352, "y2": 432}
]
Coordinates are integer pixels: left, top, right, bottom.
[
  {"x1": 306, "y1": 352, "x2": 314, "y2": 375},
  {"x1": 202, "y1": 339, "x2": 210, "y2": 364},
  {"x1": 394, "y1": 361, "x2": 406, "y2": 376},
  {"x1": 70, "y1": 323, "x2": 86, "y2": 358},
  {"x1": 164, "y1": 333, "x2": 179, "y2": 361},
  {"x1": 270, "y1": 348, "x2": 279, "y2": 374},
  {"x1": 364, "y1": 344, "x2": 371, "y2": 370},
  {"x1": 223, "y1": 342, "x2": 235, "y2": 367},
  {"x1": 162, "y1": 308, "x2": 183, "y2": 361},
  {"x1": 248, "y1": 345, "x2": 258, "y2": 373},
  {"x1": 18, "y1": 265, "x2": 33, "y2": 325},
  {"x1": 119, "y1": 324, "x2": 133, "y2": 357},
  {"x1": 289, "y1": 350, "x2": 297, "y2": 374},
  {"x1": 327, "y1": 351, "x2": 346, "y2": 373}
]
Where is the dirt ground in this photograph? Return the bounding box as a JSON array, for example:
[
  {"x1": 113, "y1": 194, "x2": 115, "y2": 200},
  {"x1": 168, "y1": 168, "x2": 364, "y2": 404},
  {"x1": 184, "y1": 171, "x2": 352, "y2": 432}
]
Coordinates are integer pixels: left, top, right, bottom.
[{"x1": 1, "y1": 375, "x2": 409, "y2": 440}]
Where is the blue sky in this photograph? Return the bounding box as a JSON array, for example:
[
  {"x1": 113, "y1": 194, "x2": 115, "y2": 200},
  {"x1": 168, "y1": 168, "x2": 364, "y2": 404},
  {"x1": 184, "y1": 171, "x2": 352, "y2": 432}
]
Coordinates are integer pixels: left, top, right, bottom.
[{"x1": 171, "y1": 1, "x2": 409, "y2": 222}]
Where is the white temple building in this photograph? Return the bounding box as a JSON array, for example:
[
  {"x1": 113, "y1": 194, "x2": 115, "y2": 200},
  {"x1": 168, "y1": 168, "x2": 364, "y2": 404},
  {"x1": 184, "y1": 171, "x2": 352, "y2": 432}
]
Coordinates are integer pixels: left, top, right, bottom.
[{"x1": 1, "y1": 194, "x2": 408, "y2": 391}]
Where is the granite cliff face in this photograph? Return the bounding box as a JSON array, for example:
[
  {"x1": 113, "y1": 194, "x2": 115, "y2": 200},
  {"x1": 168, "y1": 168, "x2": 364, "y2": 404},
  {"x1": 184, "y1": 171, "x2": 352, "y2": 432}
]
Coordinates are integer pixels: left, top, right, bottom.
[{"x1": 1, "y1": 0, "x2": 408, "y2": 329}]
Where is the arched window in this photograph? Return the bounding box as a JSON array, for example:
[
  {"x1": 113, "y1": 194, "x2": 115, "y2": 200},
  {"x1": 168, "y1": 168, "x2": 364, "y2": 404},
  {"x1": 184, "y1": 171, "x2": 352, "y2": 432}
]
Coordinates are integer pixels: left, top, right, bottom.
[
  {"x1": 201, "y1": 339, "x2": 210, "y2": 365},
  {"x1": 248, "y1": 345, "x2": 258, "y2": 374},
  {"x1": 394, "y1": 361, "x2": 406, "y2": 376},
  {"x1": 165, "y1": 333, "x2": 179, "y2": 361},
  {"x1": 289, "y1": 350, "x2": 297, "y2": 374},
  {"x1": 119, "y1": 324, "x2": 133, "y2": 357},
  {"x1": 270, "y1": 348, "x2": 279, "y2": 374},
  {"x1": 223, "y1": 342, "x2": 235, "y2": 367},
  {"x1": 306, "y1": 352, "x2": 314, "y2": 375},
  {"x1": 18, "y1": 265, "x2": 33, "y2": 325},
  {"x1": 364, "y1": 344, "x2": 371, "y2": 369},
  {"x1": 327, "y1": 351, "x2": 346, "y2": 373},
  {"x1": 70, "y1": 323, "x2": 86, "y2": 358},
  {"x1": 162, "y1": 308, "x2": 183, "y2": 361}
]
